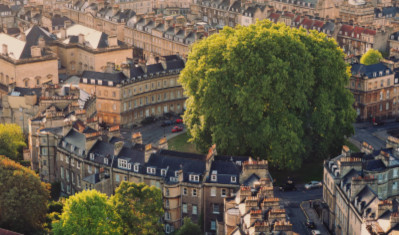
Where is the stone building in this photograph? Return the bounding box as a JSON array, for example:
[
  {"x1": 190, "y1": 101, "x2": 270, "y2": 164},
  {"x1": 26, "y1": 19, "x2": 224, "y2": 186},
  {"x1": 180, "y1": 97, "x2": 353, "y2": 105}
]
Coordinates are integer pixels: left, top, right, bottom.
[
  {"x1": 323, "y1": 139, "x2": 399, "y2": 234},
  {"x1": 79, "y1": 55, "x2": 186, "y2": 126},
  {"x1": 349, "y1": 62, "x2": 399, "y2": 121},
  {"x1": 0, "y1": 4, "x2": 14, "y2": 28},
  {"x1": 55, "y1": 24, "x2": 132, "y2": 75}
]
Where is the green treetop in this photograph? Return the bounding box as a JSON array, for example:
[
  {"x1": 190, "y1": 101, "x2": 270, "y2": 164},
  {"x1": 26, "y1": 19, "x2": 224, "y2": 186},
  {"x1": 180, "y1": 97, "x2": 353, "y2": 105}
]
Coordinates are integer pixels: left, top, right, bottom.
[
  {"x1": 360, "y1": 49, "x2": 383, "y2": 65},
  {"x1": 111, "y1": 182, "x2": 164, "y2": 235},
  {"x1": 0, "y1": 123, "x2": 26, "y2": 161},
  {"x1": 52, "y1": 190, "x2": 121, "y2": 235},
  {"x1": 179, "y1": 20, "x2": 356, "y2": 169},
  {"x1": 175, "y1": 217, "x2": 202, "y2": 235},
  {"x1": 0, "y1": 155, "x2": 50, "y2": 234}
]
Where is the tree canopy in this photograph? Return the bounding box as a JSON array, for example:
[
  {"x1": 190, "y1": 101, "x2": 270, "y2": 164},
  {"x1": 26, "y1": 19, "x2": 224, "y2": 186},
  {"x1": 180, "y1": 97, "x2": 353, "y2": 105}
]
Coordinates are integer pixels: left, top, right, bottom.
[
  {"x1": 52, "y1": 190, "x2": 121, "y2": 235},
  {"x1": 111, "y1": 182, "x2": 164, "y2": 235},
  {"x1": 360, "y1": 49, "x2": 383, "y2": 65},
  {"x1": 0, "y1": 123, "x2": 26, "y2": 161},
  {"x1": 180, "y1": 20, "x2": 356, "y2": 169},
  {"x1": 175, "y1": 217, "x2": 202, "y2": 235},
  {"x1": 0, "y1": 155, "x2": 50, "y2": 234}
]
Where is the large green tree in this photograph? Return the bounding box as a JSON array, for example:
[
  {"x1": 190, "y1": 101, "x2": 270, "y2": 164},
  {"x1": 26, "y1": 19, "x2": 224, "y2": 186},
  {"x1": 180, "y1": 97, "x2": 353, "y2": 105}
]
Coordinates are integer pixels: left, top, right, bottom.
[
  {"x1": 0, "y1": 155, "x2": 50, "y2": 234},
  {"x1": 0, "y1": 123, "x2": 26, "y2": 161},
  {"x1": 175, "y1": 217, "x2": 202, "y2": 235},
  {"x1": 360, "y1": 49, "x2": 383, "y2": 65},
  {"x1": 111, "y1": 182, "x2": 164, "y2": 235},
  {"x1": 180, "y1": 20, "x2": 356, "y2": 169},
  {"x1": 52, "y1": 190, "x2": 121, "y2": 235}
]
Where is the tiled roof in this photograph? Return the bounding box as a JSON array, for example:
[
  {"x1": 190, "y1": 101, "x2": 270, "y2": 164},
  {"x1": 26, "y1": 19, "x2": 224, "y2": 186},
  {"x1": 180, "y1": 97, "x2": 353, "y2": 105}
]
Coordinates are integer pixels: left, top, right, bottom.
[
  {"x1": 351, "y1": 63, "x2": 391, "y2": 78},
  {"x1": 81, "y1": 71, "x2": 127, "y2": 86}
]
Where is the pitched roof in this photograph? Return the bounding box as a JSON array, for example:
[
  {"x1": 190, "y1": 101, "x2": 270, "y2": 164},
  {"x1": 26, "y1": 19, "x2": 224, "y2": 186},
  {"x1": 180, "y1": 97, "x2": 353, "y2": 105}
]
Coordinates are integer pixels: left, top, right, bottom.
[
  {"x1": 81, "y1": 71, "x2": 127, "y2": 86},
  {"x1": 60, "y1": 24, "x2": 116, "y2": 49},
  {"x1": 351, "y1": 63, "x2": 391, "y2": 78}
]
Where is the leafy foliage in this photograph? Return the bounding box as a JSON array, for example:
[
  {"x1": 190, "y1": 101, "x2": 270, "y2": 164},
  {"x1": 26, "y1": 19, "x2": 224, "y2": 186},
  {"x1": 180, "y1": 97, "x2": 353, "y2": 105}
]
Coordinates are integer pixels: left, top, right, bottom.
[
  {"x1": 111, "y1": 182, "x2": 164, "y2": 235},
  {"x1": 360, "y1": 49, "x2": 383, "y2": 65},
  {"x1": 0, "y1": 124, "x2": 26, "y2": 161},
  {"x1": 180, "y1": 20, "x2": 356, "y2": 169},
  {"x1": 50, "y1": 181, "x2": 61, "y2": 200},
  {"x1": 0, "y1": 155, "x2": 50, "y2": 234},
  {"x1": 52, "y1": 190, "x2": 121, "y2": 235},
  {"x1": 175, "y1": 217, "x2": 202, "y2": 235}
]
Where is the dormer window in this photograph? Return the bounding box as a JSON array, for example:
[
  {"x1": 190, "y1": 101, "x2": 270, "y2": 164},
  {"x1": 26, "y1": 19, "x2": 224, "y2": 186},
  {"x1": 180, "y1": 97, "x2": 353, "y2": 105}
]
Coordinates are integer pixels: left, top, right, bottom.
[
  {"x1": 90, "y1": 153, "x2": 95, "y2": 160},
  {"x1": 128, "y1": 163, "x2": 131, "y2": 170},
  {"x1": 373, "y1": 72, "x2": 377, "y2": 77},
  {"x1": 231, "y1": 176, "x2": 237, "y2": 183},
  {"x1": 161, "y1": 169, "x2": 167, "y2": 176},
  {"x1": 211, "y1": 174, "x2": 217, "y2": 182},
  {"x1": 62, "y1": 141, "x2": 67, "y2": 148},
  {"x1": 90, "y1": 79, "x2": 95, "y2": 84},
  {"x1": 236, "y1": 161, "x2": 241, "y2": 166},
  {"x1": 170, "y1": 177, "x2": 178, "y2": 182},
  {"x1": 104, "y1": 158, "x2": 108, "y2": 165},
  {"x1": 147, "y1": 167, "x2": 156, "y2": 174},
  {"x1": 83, "y1": 78, "x2": 87, "y2": 83},
  {"x1": 108, "y1": 81, "x2": 113, "y2": 86},
  {"x1": 118, "y1": 159, "x2": 128, "y2": 168},
  {"x1": 175, "y1": 171, "x2": 179, "y2": 177},
  {"x1": 98, "y1": 80, "x2": 103, "y2": 85},
  {"x1": 380, "y1": 71, "x2": 383, "y2": 76},
  {"x1": 189, "y1": 174, "x2": 200, "y2": 182},
  {"x1": 134, "y1": 164, "x2": 139, "y2": 172},
  {"x1": 386, "y1": 70, "x2": 390, "y2": 75},
  {"x1": 70, "y1": 145, "x2": 75, "y2": 151}
]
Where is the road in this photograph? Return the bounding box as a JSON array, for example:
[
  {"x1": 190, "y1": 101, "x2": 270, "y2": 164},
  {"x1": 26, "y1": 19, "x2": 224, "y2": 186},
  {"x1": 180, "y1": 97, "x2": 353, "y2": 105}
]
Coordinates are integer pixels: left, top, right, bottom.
[
  {"x1": 351, "y1": 120, "x2": 399, "y2": 150},
  {"x1": 275, "y1": 187, "x2": 323, "y2": 235},
  {"x1": 120, "y1": 119, "x2": 185, "y2": 145}
]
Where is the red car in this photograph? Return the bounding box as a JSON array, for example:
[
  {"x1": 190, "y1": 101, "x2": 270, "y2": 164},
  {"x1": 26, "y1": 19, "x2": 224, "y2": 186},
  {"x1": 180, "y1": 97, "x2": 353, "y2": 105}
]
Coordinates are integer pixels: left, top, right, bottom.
[
  {"x1": 172, "y1": 126, "x2": 183, "y2": 133},
  {"x1": 175, "y1": 118, "x2": 183, "y2": 124}
]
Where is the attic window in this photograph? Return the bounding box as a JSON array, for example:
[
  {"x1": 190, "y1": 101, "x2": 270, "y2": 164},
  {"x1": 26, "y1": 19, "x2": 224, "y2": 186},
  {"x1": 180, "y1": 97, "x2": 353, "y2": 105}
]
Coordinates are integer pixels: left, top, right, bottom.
[
  {"x1": 108, "y1": 81, "x2": 113, "y2": 86},
  {"x1": 161, "y1": 169, "x2": 167, "y2": 176},
  {"x1": 128, "y1": 163, "x2": 131, "y2": 170},
  {"x1": 147, "y1": 167, "x2": 156, "y2": 174},
  {"x1": 134, "y1": 164, "x2": 139, "y2": 172},
  {"x1": 83, "y1": 78, "x2": 88, "y2": 83},
  {"x1": 90, "y1": 79, "x2": 95, "y2": 84},
  {"x1": 211, "y1": 174, "x2": 217, "y2": 182},
  {"x1": 70, "y1": 145, "x2": 75, "y2": 151},
  {"x1": 236, "y1": 161, "x2": 241, "y2": 166},
  {"x1": 231, "y1": 176, "x2": 237, "y2": 183},
  {"x1": 90, "y1": 153, "x2": 95, "y2": 160},
  {"x1": 118, "y1": 159, "x2": 128, "y2": 168},
  {"x1": 386, "y1": 70, "x2": 390, "y2": 75},
  {"x1": 62, "y1": 141, "x2": 67, "y2": 148},
  {"x1": 104, "y1": 158, "x2": 108, "y2": 164},
  {"x1": 189, "y1": 174, "x2": 200, "y2": 182},
  {"x1": 98, "y1": 80, "x2": 103, "y2": 85}
]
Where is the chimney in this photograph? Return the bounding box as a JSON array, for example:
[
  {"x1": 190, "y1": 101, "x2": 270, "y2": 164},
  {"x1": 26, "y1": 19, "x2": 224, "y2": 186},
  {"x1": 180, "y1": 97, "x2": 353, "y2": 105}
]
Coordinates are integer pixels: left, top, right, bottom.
[
  {"x1": 121, "y1": 63, "x2": 130, "y2": 78},
  {"x1": 131, "y1": 132, "x2": 142, "y2": 144},
  {"x1": 144, "y1": 144, "x2": 154, "y2": 163},
  {"x1": 159, "y1": 57, "x2": 167, "y2": 70},
  {"x1": 60, "y1": 28, "x2": 67, "y2": 39},
  {"x1": 377, "y1": 200, "x2": 393, "y2": 218},
  {"x1": 78, "y1": 33, "x2": 85, "y2": 44},
  {"x1": 184, "y1": 27, "x2": 193, "y2": 37},
  {"x1": 164, "y1": 16, "x2": 173, "y2": 29},
  {"x1": 64, "y1": 20, "x2": 72, "y2": 28},
  {"x1": 113, "y1": 141, "x2": 124, "y2": 156},
  {"x1": 31, "y1": 46, "x2": 41, "y2": 57},
  {"x1": 112, "y1": 4, "x2": 119, "y2": 16},
  {"x1": 38, "y1": 36, "x2": 45, "y2": 48},
  {"x1": 158, "y1": 137, "x2": 168, "y2": 150},
  {"x1": 108, "y1": 35, "x2": 118, "y2": 47},
  {"x1": 174, "y1": 24, "x2": 182, "y2": 35},
  {"x1": 2, "y1": 44, "x2": 8, "y2": 55},
  {"x1": 138, "y1": 60, "x2": 147, "y2": 73},
  {"x1": 205, "y1": 144, "x2": 217, "y2": 172},
  {"x1": 144, "y1": 15, "x2": 152, "y2": 25},
  {"x1": 20, "y1": 32, "x2": 26, "y2": 41}
]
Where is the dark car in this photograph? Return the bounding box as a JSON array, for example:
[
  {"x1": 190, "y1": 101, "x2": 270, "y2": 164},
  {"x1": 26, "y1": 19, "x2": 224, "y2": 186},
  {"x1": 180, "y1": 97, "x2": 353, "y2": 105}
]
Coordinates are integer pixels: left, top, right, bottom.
[
  {"x1": 279, "y1": 183, "x2": 297, "y2": 192},
  {"x1": 161, "y1": 120, "x2": 173, "y2": 127},
  {"x1": 305, "y1": 220, "x2": 316, "y2": 229},
  {"x1": 373, "y1": 120, "x2": 385, "y2": 126}
]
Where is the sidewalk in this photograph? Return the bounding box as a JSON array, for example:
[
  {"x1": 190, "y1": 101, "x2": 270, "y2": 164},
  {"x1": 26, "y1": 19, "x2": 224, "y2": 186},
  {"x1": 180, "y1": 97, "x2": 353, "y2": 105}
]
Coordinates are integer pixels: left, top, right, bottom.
[{"x1": 300, "y1": 201, "x2": 330, "y2": 234}]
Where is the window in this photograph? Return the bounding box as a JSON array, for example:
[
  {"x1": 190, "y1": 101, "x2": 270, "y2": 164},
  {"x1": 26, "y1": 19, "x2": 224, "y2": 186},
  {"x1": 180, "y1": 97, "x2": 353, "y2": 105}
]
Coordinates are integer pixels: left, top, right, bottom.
[
  {"x1": 112, "y1": 91, "x2": 116, "y2": 97},
  {"x1": 147, "y1": 167, "x2": 156, "y2": 174},
  {"x1": 165, "y1": 199, "x2": 169, "y2": 208},
  {"x1": 118, "y1": 159, "x2": 128, "y2": 168},
  {"x1": 394, "y1": 182, "x2": 398, "y2": 190},
  {"x1": 380, "y1": 91, "x2": 383, "y2": 100},
  {"x1": 60, "y1": 166, "x2": 64, "y2": 179},
  {"x1": 189, "y1": 174, "x2": 199, "y2": 182},
  {"x1": 161, "y1": 169, "x2": 167, "y2": 176},
  {"x1": 165, "y1": 188, "x2": 169, "y2": 196},
  {"x1": 192, "y1": 205, "x2": 197, "y2": 215},
  {"x1": 213, "y1": 204, "x2": 219, "y2": 214},
  {"x1": 183, "y1": 203, "x2": 187, "y2": 213},
  {"x1": 183, "y1": 188, "x2": 187, "y2": 195},
  {"x1": 387, "y1": 102, "x2": 390, "y2": 110},
  {"x1": 124, "y1": 176, "x2": 127, "y2": 181},
  {"x1": 134, "y1": 164, "x2": 139, "y2": 172},
  {"x1": 394, "y1": 169, "x2": 398, "y2": 177},
  {"x1": 210, "y1": 220, "x2": 216, "y2": 230},
  {"x1": 165, "y1": 212, "x2": 170, "y2": 220},
  {"x1": 381, "y1": 80, "x2": 384, "y2": 87},
  {"x1": 211, "y1": 187, "x2": 216, "y2": 196},
  {"x1": 116, "y1": 174, "x2": 120, "y2": 182},
  {"x1": 66, "y1": 169, "x2": 70, "y2": 182},
  {"x1": 211, "y1": 174, "x2": 217, "y2": 182},
  {"x1": 231, "y1": 176, "x2": 237, "y2": 183},
  {"x1": 192, "y1": 189, "x2": 197, "y2": 196},
  {"x1": 388, "y1": 90, "x2": 390, "y2": 99},
  {"x1": 221, "y1": 189, "x2": 226, "y2": 197},
  {"x1": 88, "y1": 165, "x2": 92, "y2": 173}
]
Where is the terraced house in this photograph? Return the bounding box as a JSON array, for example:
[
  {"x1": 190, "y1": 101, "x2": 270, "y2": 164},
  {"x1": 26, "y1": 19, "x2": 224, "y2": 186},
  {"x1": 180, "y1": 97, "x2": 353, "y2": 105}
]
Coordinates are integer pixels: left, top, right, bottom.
[{"x1": 79, "y1": 55, "x2": 186, "y2": 125}]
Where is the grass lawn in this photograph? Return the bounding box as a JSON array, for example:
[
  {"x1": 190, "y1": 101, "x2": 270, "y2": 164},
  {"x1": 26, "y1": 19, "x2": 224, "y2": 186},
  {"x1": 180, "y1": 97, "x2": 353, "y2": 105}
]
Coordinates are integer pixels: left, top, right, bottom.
[
  {"x1": 345, "y1": 139, "x2": 360, "y2": 152},
  {"x1": 168, "y1": 132, "x2": 199, "y2": 154}
]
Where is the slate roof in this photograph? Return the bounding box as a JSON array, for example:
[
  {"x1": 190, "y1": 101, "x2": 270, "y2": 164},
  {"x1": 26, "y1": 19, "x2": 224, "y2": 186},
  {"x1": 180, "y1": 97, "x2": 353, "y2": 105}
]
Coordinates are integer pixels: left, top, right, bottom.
[
  {"x1": 61, "y1": 129, "x2": 86, "y2": 156},
  {"x1": 351, "y1": 63, "x2": 391, "y2": 78},
  {"x1": 365, "y1": 159, "x2": 386, "y2": 171},
  {"x1": 52, "y1": 16, "x2": 73, "y2": 29},
  {"x1": 0, "y1": 4, "x2": 11, "y2": 12},
  {"x1": 10, "y1": 87, "x2": 42, "y2": 96},
  {"x1": 81, "y1": 71, "x2": 127, "y2": 86}
]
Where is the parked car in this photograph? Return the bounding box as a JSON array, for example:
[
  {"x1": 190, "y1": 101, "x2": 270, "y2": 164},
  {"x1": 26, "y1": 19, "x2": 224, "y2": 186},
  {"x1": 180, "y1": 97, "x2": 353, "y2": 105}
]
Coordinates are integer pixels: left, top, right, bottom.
[
  {"x1": 373, "y1": 120, "x2": 385, "y2": 126},
  {"x1": 161, "y1": 120, "x2": 173, "y2": 127},
  {"x1": 172, "y1": 126, "x2": 183, "y2": 133},
  {"x1": 175, "y1": 118, "x2": 183, "y2": 124},
  {"x1": 311, "y1": 230, "x2": 321, "y2": 235},
  {"x1": 304, "y1": 181, "x2": 322, "y2": 190},
  {"x1": 141, "y1": 116, "x2": 156, "y2": 125},
  {"x1": 279, "y1": 183, "x2": 297, "y2": 192},
  {"x1": 305, "y1": 220, "x2": 316, "y2": 229}
]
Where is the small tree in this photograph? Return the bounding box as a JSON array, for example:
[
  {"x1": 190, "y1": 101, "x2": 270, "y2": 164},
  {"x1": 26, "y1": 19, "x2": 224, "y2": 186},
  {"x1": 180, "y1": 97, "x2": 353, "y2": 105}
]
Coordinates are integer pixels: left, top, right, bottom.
[
  {"x1": 0, "y1": 155, "x2": 50, "y2": 233},
  {"x1": 0, "y1": 124, "x2": 26, "y2": 161},
  {"x1": 175, "y1": 217, "x2": 202, "y2": 235},
  {"x1": 111, "y1": 182, "x2": 164, "y2": 235},
  {"x1": 360, "y1": 49, "x2": 383, "y2": 65},
  {"x1": 52, "y1": 190, "x2": 121, "y2": 235}
]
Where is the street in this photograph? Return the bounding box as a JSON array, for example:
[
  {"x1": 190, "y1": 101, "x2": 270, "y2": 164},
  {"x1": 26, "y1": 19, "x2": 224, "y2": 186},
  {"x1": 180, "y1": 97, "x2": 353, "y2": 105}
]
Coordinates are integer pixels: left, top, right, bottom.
[{"x1": 275, "y1": 187, "x2": 323, "y2": 235}]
